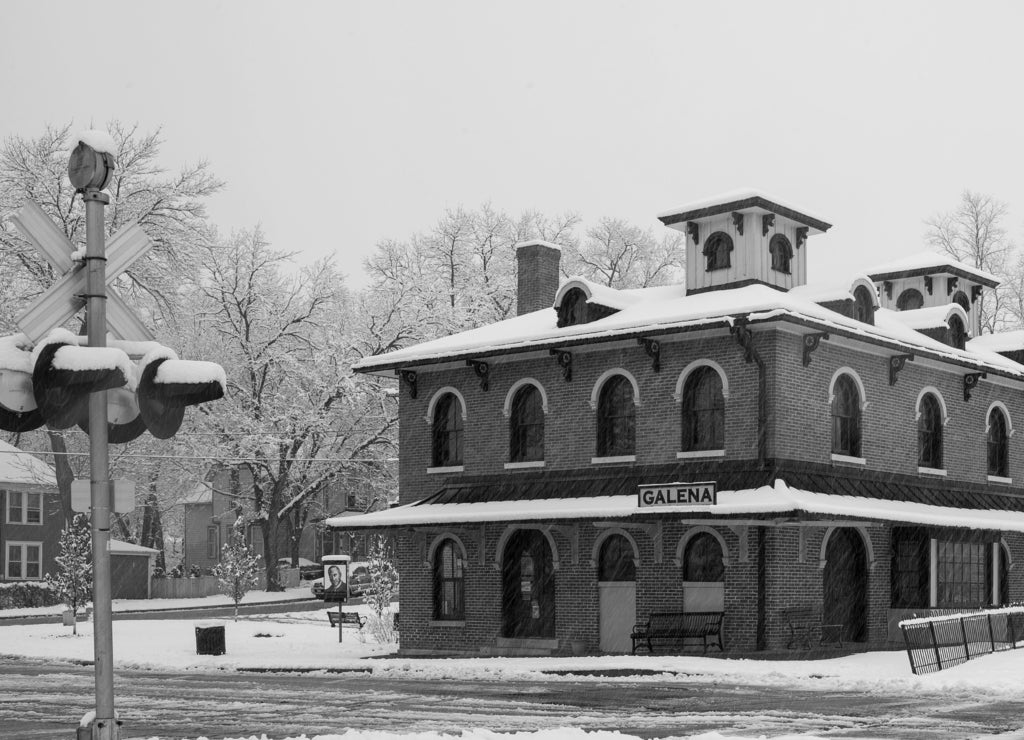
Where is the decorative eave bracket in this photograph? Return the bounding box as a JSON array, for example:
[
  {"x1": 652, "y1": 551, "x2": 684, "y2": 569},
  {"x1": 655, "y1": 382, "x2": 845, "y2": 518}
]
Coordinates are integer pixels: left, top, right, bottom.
[
  {"x1": 924, "y1": 276, "x2": 933, "y2": 295},
  {"x1": 802, "y1": 332, "x2": 830, "y2": 367},
  {"x1": 884, "y1": 281, "x2": 893, "y2": 300},
  {"x1": 550, "y1": 349, "x2": 573, "y2": 382},
  {"x1": 399, "y1": 369, "x2": 418, "y2": 399},
  {"x1": 795, "y1": 226, "x2": 808, "y2": 250},
  {"x1": 972, "y1": 285, "x2": 984, "y2": 303},
  {"x1": 963, "y1": 372, "x2": 986, "y2": 401},
  {"x1": 731, "y1": 212, "x2": 744, "y2": 235},
  {"x1": 637, "y1": 337, "x2": 661, "y2": 373},
  {"x1": 888, "y1": 354, "x2": 915, "y2": 386},
  {"x1": 762, "y1": 213, "x2": 775, "y2": 237},
  {"x1": 731, "y1": 320, "x2": 755, "y2": 363},
  {"x1": 465, "y1": 359, "x2": 490, "y2": 392},
  {"x1": 686, "y1": 222, "x2": 699, "y2": 246},
  {"x1": 947, "y1": 276, "x2": 959, "y2": 296}
]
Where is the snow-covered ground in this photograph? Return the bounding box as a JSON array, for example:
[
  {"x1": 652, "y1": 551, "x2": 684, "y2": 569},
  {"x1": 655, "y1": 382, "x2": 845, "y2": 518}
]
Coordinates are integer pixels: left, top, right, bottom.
[{"x1": 5, "y1": 597, "x2": 1024, "y2": 740}]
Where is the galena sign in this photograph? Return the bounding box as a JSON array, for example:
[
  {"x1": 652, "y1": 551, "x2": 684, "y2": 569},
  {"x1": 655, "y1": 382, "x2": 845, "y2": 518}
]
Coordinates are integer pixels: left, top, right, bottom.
[{"x1": 638, "y1": 481, "x2": 717, "y2": 508}]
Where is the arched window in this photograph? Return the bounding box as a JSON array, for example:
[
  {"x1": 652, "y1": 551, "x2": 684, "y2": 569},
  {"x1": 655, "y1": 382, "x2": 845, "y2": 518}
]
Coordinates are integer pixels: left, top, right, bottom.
[
  {"x1": 681, "y1": 366, "x2": 724, "y2": 451},
  {"x1": 597, "y1": 374, "x2": 635, "y2": 457},
  {"x1": 988, "y1": 407, "x2": 1009, "y2": 477},
  {"x1": 557, "y1": 287, "x2": 588, "y2": 328},
  {"x1": 703, "y1": 232, "x2": 733, "y2": 271},
  {"x1": 897, "y1": 289, "x2": 924, "y2": 311},
  {"x1": 433, "y1": 539, "x2": 465, "y2": 620},
  {"x1": 683, "y1": 532, "x2": 725, "y2": 582},
  {"x1": 432, "y1": 393, "x2": 463, "y2": 467},
  {"x1": 598, "y1": 534, "x2": 636, "y2": 581},
  {"x1": 831, "y1": 374, "x2": 862, "y2": 457},
  {"x1": 853, "y1": 286, "x2": 875, "y2": 325},
  {"x1": 953, "y1": 291, "x2": 971, "y2": 314},
  {"x1": 769, "y1": 234, "x2": 793, "y2": 273},
  {"x1": 918, "y1": 393, "x2": 944, "y2": 469},
  {"x1": 949, "y1": 315, "x2": 967, "y2": 350},
  {"x1": 509, "y1": 384, "x2": 544, "y2": 462}
]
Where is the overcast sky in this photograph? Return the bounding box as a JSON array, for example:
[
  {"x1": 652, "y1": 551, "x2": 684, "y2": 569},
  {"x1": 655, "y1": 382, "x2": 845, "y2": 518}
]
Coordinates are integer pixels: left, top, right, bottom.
[{"x1": 2, "y1": 1, "x2": 1022, "y2": 288}]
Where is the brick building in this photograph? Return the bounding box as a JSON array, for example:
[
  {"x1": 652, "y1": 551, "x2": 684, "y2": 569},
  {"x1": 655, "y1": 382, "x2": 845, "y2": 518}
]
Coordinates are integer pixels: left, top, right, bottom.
[{"x1": 330, "y1": 189, "x2": 1024, "y2": 656}]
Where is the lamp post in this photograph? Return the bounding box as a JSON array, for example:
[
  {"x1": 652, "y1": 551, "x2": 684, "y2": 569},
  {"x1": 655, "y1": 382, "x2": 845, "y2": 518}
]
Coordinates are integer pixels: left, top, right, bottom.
[{"x1": 69, "y1": 138, "x2": 119, "y2": 740}]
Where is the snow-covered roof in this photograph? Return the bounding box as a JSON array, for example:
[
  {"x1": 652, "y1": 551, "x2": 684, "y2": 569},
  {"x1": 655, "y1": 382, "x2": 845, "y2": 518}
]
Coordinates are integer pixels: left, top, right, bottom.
[
  {"x1": 553, "y1": 277, "x2": 685, "y2": 311},
  {"x1": 0, "y1": 440, "x2": 56, "y2": 487},
  {"x1": 353, "y1": 281, "x2": 1024, "y2": 379},
  {"x1": 888, "y1": 304, "x2": 968, "y2": 331},
  {"x1": 788, "y1": 275, "x2": 877, "y2": 305},
  {"x1": 109, "y1": 539, "x2": 159, "y2": 555},
  {"x1": 657, "y1": 188, "x2": 831, "y2": 233},
  {"x1": 326, "y1": 479, "x2": 1024, "y2": 532},
  {"x1": 865, "y1": 250, "x2": 1000, "y2": 288},
  {"x1": 179, "y1": 483, "x2": 213, "y2": 505},
  {"x1": 969, "y1": 330, "x2": 1024, "y2": 354}
]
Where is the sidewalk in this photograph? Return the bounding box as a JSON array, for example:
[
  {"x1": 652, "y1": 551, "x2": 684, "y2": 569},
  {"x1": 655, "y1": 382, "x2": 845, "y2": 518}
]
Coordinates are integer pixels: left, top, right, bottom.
[{"x1": 0, "y1": 585, "x2": 317, "y2": 621}]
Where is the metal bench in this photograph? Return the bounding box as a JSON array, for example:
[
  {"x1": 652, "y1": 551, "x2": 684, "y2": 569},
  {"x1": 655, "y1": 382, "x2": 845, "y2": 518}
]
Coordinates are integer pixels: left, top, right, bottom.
[
  {"x1": 328, "y1": 610, "x2": 366, "y2": 629},
  {"x1": 780, "y1": 605, "x2": 842, "y2": 649},
  {"x1": 631, "y1": 611, "x2": 724, "y2": 654}
]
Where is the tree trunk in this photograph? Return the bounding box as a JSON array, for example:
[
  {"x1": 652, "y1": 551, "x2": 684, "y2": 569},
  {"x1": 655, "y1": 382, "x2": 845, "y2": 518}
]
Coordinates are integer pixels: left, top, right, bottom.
[
  {"x1": 46, "y1": 431, "x2": 75, "y2": 526},
  {"x1": 260, "y1": 515, "x2": 282, "y2": 591}
]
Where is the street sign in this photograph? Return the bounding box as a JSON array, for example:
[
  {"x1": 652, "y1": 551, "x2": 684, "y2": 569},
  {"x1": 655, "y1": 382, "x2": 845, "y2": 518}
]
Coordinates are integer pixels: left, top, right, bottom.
[
  {"x1": 11, "y1": 200, "x2": 155, "y2": 343},
  {"x1": 71, "y1": 478, "x2": 136, "y2": 514}
]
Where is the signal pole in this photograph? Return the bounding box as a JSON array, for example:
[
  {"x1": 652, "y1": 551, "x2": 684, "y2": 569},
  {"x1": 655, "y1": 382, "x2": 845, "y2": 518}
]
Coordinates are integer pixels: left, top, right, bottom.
[{"x1": 71, "y1": 139, "x2": 119, "y2": 740}]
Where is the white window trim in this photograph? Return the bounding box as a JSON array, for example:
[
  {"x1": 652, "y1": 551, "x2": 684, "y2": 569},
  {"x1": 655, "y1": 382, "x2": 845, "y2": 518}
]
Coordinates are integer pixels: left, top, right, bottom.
[
  {"x1": 676, "y1": 449, "x2": 725, "y2": 460},
  {"x1": 502, "y1": 378, "x2": 549, "y2": 417},
  {"x1": 831, "y1": 453, "x2": 867, "y2": 466},
  {"x1": 588, "y1": 368, "x2": 641, "y2": 410},
  {"x1": 918, "y1": 466, "x2": 947, "y2": 477},
  {"x1": 673, "y1": 360, "x2": 730, "y2": 403},
  {"x1": 6, "y1": 541, "x2": 43, "y2": 580},
  {"x1": 987, "y1": 475, "x2": 1013, "y2": 485},
  {"x1": 985, "y1": 401, "x2": 1015, "y2": 437},
  {"x1": 827, "y1": 367, "x2": 869, "y2": 411},
  {"x1": 427, "y1": 465, "x2": 464, "y2": 475},
  {"x1": 914, "y1": 387, "x2": 949, "y2": 426},
  {"x1": 5, "y1": 490, "x2": 41, "y2": 525},
  {"x1": 591, "y1": 455, "x2": 636, "y2": 465},
  {"x1": 424, "y1": 386, "x2": 468, "y2": 425},
  {"x1": 504, "y1": 460, "x2": 545, "y2": 470}
]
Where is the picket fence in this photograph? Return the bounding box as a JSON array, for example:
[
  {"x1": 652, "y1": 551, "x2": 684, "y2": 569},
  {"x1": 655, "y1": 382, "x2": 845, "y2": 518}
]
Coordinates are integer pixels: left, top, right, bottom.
[{"x1": 150, "y1": 567, "x2": 301, "y2": 599}]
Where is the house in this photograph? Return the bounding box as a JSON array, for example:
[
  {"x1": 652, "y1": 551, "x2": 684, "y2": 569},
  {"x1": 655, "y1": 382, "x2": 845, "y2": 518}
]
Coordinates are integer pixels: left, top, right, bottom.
[
  {"x1": 329, "y1": 189, "x2": 1024, "y2": 657},
  {"x1": 0, "y1": 439, "x2": 61, "y2": 582},
  {"x1": 181, "y1": 467, "x2": 374, "y2": 572}
]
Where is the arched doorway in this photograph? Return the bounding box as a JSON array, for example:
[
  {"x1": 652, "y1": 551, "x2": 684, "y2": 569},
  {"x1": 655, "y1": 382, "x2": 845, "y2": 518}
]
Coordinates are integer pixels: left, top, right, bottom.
[
  {"x1": 501, "y1": 529, "x2": 555, "y2": 639},
  {"x1": 682, "y1": 531, "x2": 725, "y2": 612},
  {"x1": 823, "y1": 528, "x2": 868, "y2": 642},
  {"x1": 597, "y1": 533, "x2": 636, "y2": 652}
]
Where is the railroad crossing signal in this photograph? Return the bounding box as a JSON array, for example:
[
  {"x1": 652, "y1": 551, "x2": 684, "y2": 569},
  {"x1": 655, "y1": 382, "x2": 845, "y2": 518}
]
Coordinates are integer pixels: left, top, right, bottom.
[{"x1": 12, "y1": 200, "x2": 155, "y2": 343}]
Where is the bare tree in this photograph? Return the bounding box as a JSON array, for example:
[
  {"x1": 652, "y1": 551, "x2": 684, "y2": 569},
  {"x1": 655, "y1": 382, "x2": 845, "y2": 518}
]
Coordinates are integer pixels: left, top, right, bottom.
[
  {"x1": 926, "y1": 190, "x2": 1014, "y2": 333},
  {"x1": 563, "y1": 217, "x2": 685, "y2": 288}
]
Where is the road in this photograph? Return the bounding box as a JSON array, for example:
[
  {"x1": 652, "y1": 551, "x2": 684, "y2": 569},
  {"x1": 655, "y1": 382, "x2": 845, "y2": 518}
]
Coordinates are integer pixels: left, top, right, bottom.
[{"x1": 2, "y1": 658, "x2": 1024, "y2": 740}]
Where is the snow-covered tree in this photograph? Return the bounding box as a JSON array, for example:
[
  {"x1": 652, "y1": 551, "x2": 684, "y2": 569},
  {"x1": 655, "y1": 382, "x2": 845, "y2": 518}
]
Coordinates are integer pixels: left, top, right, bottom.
[
  {"x1": 213, "y1": 523, "x2": 260, "y2": 621},
  {"x1": 44, "y1": 514, "x2": 92, "y2": 635},
  {"x1": 185, "y1": 229, "x2": 396, "y2": 590},
  {"x1": 364, "y1": 535, "x2": 399, "y2": 644}
]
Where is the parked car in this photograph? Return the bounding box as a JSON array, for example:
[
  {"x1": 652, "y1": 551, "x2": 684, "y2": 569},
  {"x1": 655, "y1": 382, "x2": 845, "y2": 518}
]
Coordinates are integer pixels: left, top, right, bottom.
[{"x1": 277, "y1": 557, "x2": 321, "y2": 580}]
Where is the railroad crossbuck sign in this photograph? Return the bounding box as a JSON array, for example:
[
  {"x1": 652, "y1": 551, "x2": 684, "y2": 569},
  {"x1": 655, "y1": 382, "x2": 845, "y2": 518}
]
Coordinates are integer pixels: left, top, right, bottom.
[
  {"x1": 638, "y1": 481, "x2": 717, "y2": 508},
  {"x1": 12, "y1": 200, "x2": 154, "y2": 343}
]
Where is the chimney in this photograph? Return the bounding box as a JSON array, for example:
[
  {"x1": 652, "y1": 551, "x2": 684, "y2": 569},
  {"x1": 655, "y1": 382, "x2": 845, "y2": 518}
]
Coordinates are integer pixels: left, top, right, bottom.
[{"x1": 516, "y1": 240, "x2": 562, "y2": 316}]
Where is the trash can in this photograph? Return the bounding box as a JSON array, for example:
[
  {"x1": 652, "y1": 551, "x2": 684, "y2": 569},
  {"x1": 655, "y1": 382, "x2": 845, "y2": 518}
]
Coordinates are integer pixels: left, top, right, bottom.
[{"x1": 195, "y1": 623, "x2": 226, "y2": 655}]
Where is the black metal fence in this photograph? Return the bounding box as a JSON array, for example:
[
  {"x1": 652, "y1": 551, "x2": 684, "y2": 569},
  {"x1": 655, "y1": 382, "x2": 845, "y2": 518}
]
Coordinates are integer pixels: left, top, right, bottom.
[{"x1": 900, "y1": 607, "x2": 1024, "y2": 674}]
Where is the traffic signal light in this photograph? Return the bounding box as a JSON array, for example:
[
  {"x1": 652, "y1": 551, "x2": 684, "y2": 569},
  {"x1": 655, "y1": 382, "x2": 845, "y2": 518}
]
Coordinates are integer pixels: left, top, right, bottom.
[
  {"x1": 137, "y1": 356, "x2": 225, "y2": 439},
  {"x1": 32, "y1": 340, "x2": 130, "y2": 430}
]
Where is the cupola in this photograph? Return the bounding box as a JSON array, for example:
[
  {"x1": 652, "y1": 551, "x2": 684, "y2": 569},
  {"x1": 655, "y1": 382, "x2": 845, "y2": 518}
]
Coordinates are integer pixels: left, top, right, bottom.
[
  {"x1": 657, "y1": 189, "x2": 831, "y2": 296},
  {"x1": 866, "y1": 251, "x2": 999, "y2": 339}
]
